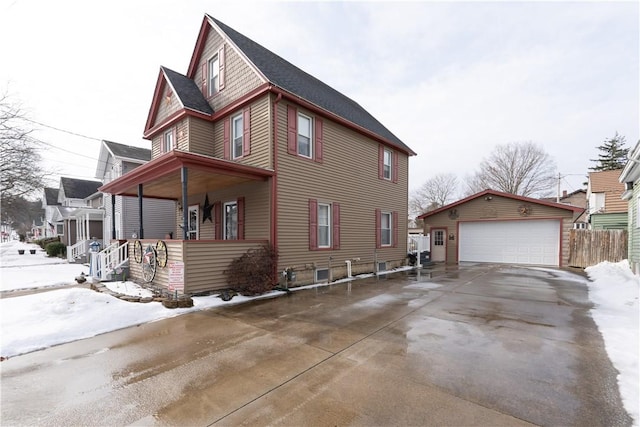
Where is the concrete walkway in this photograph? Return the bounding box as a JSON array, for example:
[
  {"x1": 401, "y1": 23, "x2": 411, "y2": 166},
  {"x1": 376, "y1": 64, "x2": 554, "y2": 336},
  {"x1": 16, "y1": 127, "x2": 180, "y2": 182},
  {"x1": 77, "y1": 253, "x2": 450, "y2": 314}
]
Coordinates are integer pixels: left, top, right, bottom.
[{"x1": 0, "y1": 264, "x2": 631, "y2": 426}]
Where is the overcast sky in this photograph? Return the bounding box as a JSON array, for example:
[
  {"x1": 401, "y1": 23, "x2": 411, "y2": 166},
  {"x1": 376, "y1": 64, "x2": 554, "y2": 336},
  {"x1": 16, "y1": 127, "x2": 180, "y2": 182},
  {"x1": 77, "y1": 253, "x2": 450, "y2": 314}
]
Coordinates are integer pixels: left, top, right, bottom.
[{"x1": 1, "y1": 0, "x2": 638, "y2": 198}]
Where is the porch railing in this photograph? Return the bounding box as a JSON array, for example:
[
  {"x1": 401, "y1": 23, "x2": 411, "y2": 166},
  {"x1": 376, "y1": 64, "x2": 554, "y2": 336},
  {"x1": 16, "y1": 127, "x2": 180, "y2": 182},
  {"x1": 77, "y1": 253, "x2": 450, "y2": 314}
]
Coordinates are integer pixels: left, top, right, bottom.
[
  {"x1": 408, "y1": 235, "x2": 430, "y2": 267},
  {"x1": 93, "y1": 241, "x2": 129, "y2": 281},
  {"x1": 67, "y1": 239, "x2": 89, "y2": 262}
]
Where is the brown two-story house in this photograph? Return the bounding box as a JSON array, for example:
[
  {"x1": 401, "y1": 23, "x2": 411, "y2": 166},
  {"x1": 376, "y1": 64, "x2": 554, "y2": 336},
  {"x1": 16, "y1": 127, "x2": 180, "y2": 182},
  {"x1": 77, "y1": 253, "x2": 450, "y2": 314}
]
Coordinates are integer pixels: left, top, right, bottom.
[{"x1": 100, "y1": 14, "x2": 415, "y2": 294}]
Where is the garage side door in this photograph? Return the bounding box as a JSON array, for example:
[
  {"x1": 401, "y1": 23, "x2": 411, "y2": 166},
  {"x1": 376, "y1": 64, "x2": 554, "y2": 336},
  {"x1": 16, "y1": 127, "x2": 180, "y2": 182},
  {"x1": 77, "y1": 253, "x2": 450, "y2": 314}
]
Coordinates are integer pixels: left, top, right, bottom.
[{"x1": 459, "y1": 220, "x2": 560, "y2": 266}]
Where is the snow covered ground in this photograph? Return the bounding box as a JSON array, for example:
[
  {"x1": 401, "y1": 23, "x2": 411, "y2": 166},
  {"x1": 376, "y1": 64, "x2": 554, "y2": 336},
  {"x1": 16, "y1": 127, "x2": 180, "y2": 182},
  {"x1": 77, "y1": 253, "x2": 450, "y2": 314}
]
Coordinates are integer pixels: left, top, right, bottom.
[{"x1": 0, "y1": 240, "x2": 637, "y2": 424}]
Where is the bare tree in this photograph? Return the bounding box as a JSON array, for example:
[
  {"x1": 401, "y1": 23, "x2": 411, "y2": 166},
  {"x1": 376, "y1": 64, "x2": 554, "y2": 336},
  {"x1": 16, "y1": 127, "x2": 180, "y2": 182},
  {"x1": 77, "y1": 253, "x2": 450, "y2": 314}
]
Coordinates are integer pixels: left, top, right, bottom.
[
  {"x1": 410, "y1": 173, "x2": 459, "y2": 219},
  {"x1": 465, "y1": 141, "x2": 556, "y2": 197},
  {"x1": 0, "y1": 92, "x2": 47, "y2": 225}
]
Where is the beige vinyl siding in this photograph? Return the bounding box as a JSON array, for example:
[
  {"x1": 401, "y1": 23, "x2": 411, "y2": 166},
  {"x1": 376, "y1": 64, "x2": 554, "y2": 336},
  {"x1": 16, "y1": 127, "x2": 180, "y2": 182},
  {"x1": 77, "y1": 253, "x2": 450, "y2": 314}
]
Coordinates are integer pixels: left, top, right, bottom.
[
  {"x1": 129, "y1": 240, "x2": 267, "y2": 294},
  {"x1": 198, "y1": 30, "x2": 264, "y2": 112},
  {"x1": 187, "y1": 117, "x2": 215, "y2": 156},
  {"x1": 422, "y1": 194, "x2": 576, "y2": 266},
  {"x1": 171, "y1": 180, "x2": 270, "y2": 241},
  {"x1": 212, "y1": 96, "x2": 272, "y2": 169},
  {"x1": 275, "y1": 100, "x2": 409, "y2": 279}
]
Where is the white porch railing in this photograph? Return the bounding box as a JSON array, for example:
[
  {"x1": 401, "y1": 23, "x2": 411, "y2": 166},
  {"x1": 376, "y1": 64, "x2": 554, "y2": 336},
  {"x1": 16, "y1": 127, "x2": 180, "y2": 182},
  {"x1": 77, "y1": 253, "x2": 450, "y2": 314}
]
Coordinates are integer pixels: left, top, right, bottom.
[
  {"x1": 408, "y1": 235, "x2": 430, "y2": 267},
  {"x1": 67, "y1": 239, "x2": 89, "y2": 262},
  {"x1": 92, "y1": 241, "x2": 129, "y2": 281}
]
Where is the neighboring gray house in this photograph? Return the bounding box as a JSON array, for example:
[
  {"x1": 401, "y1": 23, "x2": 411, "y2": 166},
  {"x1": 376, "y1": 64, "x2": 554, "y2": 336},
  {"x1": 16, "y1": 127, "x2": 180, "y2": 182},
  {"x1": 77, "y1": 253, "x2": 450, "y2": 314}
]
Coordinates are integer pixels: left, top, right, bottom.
[
  {"x1": 619, "y1": 140, "x2": 640, "y2": 274},
  {"x1": 58, "y1": 177, "x2": 104, "y2": 248},
  {"x1": 95, "y1": 140, "x2": 176, "y2": 241},
  {"x1": 41, "y1": 187, "x2": 63, "y2": 238}
]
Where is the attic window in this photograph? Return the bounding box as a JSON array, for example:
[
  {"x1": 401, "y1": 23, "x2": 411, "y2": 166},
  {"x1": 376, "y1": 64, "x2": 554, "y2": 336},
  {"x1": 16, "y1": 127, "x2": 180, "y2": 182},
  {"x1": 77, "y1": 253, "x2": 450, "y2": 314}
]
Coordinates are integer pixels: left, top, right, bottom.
[{"x1": 208, "y1": 54, "x2": 219, "y2": 96}]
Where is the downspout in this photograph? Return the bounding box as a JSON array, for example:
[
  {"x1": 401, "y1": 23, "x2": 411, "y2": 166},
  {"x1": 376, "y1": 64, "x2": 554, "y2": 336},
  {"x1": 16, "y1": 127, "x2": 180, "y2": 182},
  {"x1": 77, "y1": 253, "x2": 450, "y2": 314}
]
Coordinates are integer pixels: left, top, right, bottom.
[
  {"x1": 181, "y1": 167, "x2": 189, "y2": 240},
  {"x1": 137, "y1": 184, "x2": 144, "y2": 239},
  {"x1": 272, "y1": 90, "x2": 282, "y2": 280}
]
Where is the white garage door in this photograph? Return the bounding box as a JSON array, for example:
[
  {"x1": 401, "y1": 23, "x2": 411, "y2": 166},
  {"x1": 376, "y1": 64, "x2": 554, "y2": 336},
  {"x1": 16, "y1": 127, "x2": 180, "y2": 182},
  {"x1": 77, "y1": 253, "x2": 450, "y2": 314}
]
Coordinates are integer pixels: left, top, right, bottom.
[{"x1": 459, "y1": 220, "x2": 560, "y2": 266}]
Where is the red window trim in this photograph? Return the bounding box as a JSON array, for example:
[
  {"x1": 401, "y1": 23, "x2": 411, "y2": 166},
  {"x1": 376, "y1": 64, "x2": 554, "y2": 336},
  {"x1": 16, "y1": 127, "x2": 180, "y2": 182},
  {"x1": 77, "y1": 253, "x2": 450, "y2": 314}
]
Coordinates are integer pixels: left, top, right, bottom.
[
  {"x1": 288, "y1": 105, "x2": 323, "y2": 162},
  {"x1": 309, "y1": 199, "x2": 340, "y2": 251}
]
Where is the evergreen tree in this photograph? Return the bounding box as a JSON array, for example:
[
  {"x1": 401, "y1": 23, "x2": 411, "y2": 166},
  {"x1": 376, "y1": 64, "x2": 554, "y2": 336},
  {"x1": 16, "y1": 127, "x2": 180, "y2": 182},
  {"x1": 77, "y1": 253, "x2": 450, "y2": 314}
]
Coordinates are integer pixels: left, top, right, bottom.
[{"x1": 590, "y1": 132, "x2": 629, "y2": 171}]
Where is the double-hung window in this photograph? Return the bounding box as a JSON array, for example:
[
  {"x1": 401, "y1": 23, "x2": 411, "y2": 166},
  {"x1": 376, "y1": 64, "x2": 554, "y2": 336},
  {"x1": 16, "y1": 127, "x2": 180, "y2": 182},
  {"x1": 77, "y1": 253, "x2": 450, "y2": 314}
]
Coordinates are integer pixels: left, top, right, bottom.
[
  {"x1": 208, "y1": 54, "x2": 219, "y2": 96},
  {"x1": 383, "y1": 149, "x2": 392, "y2": 180},
  {"x1": 232, "y1": 113, "x2": 243, "y2": 159},
  {"x1": 163, "y1": 129, "x2": 174, "y2": 152},
  {"x1": 309, "y1": 199, "x2": 339, "y2": 250},
  {"x1": 317, "y1": 203, "x2": 331, "y2": 248},
  {"x1": 224, "y1": 201, "x2": 238, "y2": 240},
  {"x1": 380, "y1": 212, "x2": 391, "y2": 246},
  {"x1": 297, "y1": 113, "x2": 312, "y2": 158}
]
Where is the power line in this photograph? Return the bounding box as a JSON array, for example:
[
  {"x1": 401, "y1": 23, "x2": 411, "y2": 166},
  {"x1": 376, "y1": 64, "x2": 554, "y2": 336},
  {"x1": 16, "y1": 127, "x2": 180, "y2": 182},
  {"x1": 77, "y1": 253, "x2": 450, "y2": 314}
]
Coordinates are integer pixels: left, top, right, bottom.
[
  {"x1": 27, "y1": 135, "x2": 100, "y2": 162},
  {"x1": 22, "y1": 117, "x2": 104, "y2": 142}
]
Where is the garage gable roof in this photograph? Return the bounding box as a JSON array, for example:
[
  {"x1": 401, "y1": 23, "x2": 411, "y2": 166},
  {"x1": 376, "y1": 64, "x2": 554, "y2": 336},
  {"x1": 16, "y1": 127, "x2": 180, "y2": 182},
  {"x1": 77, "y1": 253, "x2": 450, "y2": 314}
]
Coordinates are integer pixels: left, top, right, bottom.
[{"x1": 417, "y1": 189, "x2": 585, "y2": 220}]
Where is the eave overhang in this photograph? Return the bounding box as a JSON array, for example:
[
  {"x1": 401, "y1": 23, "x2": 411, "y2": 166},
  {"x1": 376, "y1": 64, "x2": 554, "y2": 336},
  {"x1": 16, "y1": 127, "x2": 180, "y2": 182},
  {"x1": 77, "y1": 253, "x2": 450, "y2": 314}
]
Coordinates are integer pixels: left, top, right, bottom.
[{"x1": 98, "y1": 150, "x2": 274, "y2": 199}]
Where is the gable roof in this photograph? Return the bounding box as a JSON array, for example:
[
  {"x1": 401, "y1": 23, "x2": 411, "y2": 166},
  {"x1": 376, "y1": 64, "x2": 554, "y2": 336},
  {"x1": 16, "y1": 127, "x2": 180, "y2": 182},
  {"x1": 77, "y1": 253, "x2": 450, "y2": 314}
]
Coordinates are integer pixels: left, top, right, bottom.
[
  {"x1": 60, "y1": 177, "x2": 102, "y2": 199},
  {"x1": 44, "y1": 187, "x2": 60, "y2": 205},
  {"x1": 417, "y1": 189, "x2": 584, "y2": 220},
  {"x1": 162, "y1": 66, "x2": 214, "y2": 116},
  {"x1": 96, "y1": 140, "x2": 151, "y2": 180},
  {"x1": 104, "y1": 140, "x2": 151, "y2": 162},
  {"x1": 164, "y1": 14, "x2": 413, "y2": 155}
]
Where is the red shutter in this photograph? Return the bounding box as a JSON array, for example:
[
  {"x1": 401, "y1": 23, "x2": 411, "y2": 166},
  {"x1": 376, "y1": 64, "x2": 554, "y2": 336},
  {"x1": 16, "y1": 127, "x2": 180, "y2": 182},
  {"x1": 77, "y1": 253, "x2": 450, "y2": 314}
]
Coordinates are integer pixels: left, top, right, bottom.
[
  {"x1": 392, "y1": 151, "x2": 399, "y2": 183},
  {"x1": 237, "y1": 197, "x2": 245, "y2": 240},
  {"x1": 332, "y1": 202, "x2": 340, "y2": 250},
  {"x1": 378, "y1": 145, "x2": 384, "y2": 179},
  {"x1": 213, "y1": 201, "x2": 221, "y2": 239},
  {"x1": 243, "y1": 107, "x2": 251, "y2": 156},
  {"x1": 287, "y1": 105, "x2": 297, "y2": 155},
  {"x1": 160, "y1": 134, "x2": 165, "y2": 154},
  {"x1": 392, "y1": 211, "x2": 399, "y2": 248},
  {"x1": 314, "y1": 117, "x2": 323, "y2": 163},
  {"x1": 375, "y1": 208, "x2": 381, "y2": 249},
  {"x1": 309, "y1": 199, "x2": 318, "y2": 250},
  {"x1": 218, "y1": 45, "x2": 226, "y2": 90},
  {"x1": 201, "y1": 63, "x2": 208, "y2": 96},
  {"x1": 223, "y1": 117, "x2": 230, "y2": 160}
]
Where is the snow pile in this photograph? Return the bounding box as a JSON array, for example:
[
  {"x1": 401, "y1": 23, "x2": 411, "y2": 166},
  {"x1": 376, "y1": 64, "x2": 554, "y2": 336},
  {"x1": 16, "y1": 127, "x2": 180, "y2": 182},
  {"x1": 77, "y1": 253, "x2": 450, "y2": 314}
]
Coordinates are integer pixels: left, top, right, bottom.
[{"x1": 585, "y1": 260, "x2": 640, "y2": 426}]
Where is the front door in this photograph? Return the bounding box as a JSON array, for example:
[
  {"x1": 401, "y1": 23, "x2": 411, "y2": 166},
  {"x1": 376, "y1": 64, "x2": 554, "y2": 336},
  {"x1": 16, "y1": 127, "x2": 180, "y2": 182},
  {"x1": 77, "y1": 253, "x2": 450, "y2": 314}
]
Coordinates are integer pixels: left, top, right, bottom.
[{"x1": 431, "y1": 229, "x2": 446, "y2": 262}]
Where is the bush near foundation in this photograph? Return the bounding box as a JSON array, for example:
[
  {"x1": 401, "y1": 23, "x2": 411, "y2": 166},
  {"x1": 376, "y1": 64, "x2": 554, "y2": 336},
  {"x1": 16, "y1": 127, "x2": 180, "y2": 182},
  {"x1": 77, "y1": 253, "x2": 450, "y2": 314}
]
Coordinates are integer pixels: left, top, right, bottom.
[
  {"x1": 224, "y1": 244, "x2": 278, "y2": 295},
  {"x1": 45, "y1": 242, "x2": 66, "y2": 258}
]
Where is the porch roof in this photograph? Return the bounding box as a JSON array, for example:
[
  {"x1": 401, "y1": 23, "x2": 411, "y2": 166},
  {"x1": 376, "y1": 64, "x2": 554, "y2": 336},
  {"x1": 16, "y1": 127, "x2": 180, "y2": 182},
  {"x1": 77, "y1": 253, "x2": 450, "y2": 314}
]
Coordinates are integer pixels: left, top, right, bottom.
[{"x1": 99, "y1": 150, "x2": 274, "y2": 199}]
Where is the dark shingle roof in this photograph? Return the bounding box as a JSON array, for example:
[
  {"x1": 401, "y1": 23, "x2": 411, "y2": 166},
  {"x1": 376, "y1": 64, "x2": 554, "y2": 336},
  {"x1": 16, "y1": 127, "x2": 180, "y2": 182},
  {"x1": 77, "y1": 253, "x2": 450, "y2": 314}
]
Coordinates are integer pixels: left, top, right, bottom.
[
  {"x1": 162, "y1": 66, "x2": 214, "y2": 115},
  {"x1": 60, "y1": 177, "x2": 102, "y2": 199},
  {"x1": 104, "y1": 140, "x2": 151, "y2": 162},
  {"x1": 208, "y1": 15, "x2": 412, "y2": 154},
  {"x1": 44, "y1": 187, "x2": 60, "y2": 205}
]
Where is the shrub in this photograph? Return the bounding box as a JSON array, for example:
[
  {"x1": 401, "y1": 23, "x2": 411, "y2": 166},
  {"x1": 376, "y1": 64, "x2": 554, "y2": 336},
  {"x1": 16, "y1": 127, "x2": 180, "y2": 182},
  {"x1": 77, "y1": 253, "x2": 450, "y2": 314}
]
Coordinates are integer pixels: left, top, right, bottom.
[
  {"x1": 36, "y1": 237, "x2": 60, "y2": 249},
  {"x1": 45, "y1": 242, "x2": 66, "y2": 258},
  {"x1": 224, "y1": 244, "x2": 278, "y2": 295}
]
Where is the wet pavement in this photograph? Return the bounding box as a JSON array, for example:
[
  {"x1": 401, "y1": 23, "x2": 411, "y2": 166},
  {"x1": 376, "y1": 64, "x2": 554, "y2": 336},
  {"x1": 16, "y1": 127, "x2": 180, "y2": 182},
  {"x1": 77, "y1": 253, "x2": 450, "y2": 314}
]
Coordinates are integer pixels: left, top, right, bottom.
[{"x1": 0, "y1": 263, "x2": 632, "y2": 426}]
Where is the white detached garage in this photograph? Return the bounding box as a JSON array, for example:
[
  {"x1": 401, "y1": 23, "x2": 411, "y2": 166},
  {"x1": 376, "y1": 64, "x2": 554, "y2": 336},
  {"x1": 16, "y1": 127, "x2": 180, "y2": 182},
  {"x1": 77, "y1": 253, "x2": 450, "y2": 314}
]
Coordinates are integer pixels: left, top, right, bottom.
[{"x1": 417, "y1": 190, "x2": 584, "y2": 268}]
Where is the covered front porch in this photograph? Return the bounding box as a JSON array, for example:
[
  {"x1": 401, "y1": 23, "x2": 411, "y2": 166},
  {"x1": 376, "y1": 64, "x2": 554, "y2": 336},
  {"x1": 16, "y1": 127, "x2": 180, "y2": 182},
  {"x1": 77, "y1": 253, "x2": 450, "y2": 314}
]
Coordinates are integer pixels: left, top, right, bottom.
[{"x1": 99, "y1": 150, "x2": 275, "y2": 294}]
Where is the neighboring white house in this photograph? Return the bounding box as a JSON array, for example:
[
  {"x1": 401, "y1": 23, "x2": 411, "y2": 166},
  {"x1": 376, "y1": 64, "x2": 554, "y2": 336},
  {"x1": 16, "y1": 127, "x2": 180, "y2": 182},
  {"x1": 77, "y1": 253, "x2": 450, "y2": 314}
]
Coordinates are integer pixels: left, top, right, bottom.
[{"x1": 96, "y1": 140, "x2": 176, "y2": 240}]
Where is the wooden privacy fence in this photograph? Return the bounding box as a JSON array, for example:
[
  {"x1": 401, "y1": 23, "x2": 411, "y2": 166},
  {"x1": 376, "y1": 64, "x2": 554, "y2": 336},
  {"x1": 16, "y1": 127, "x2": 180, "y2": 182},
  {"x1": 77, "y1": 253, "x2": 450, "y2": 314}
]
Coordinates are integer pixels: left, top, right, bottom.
[{"x1": 568, "y1": 229, "x2": 627, "y2": 268}]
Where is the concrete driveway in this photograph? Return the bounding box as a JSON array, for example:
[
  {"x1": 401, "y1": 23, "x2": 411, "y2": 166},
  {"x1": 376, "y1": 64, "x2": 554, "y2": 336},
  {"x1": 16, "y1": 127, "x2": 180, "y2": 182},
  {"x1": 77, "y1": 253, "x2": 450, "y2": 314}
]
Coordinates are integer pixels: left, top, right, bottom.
[{"x1": 0, "y1": 264, "x2": 631, "y2": 426}]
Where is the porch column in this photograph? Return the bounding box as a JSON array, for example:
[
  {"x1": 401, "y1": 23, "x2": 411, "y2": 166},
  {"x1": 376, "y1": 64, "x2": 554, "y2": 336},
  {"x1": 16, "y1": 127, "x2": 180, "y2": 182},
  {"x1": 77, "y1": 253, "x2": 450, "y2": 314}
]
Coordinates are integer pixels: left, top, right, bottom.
[
  {"x1": 111, "y1": 194, "x2": 116, "y2": 240},
  {"x1": 138, "y1": 184, "x2": 144, "y2": 239},
  {"x1": 181, "y1": 167, "x2": 188, "y2": 240},
  {"x1": 84, "y1": 213, "x2": 89, "y2": 240}
]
